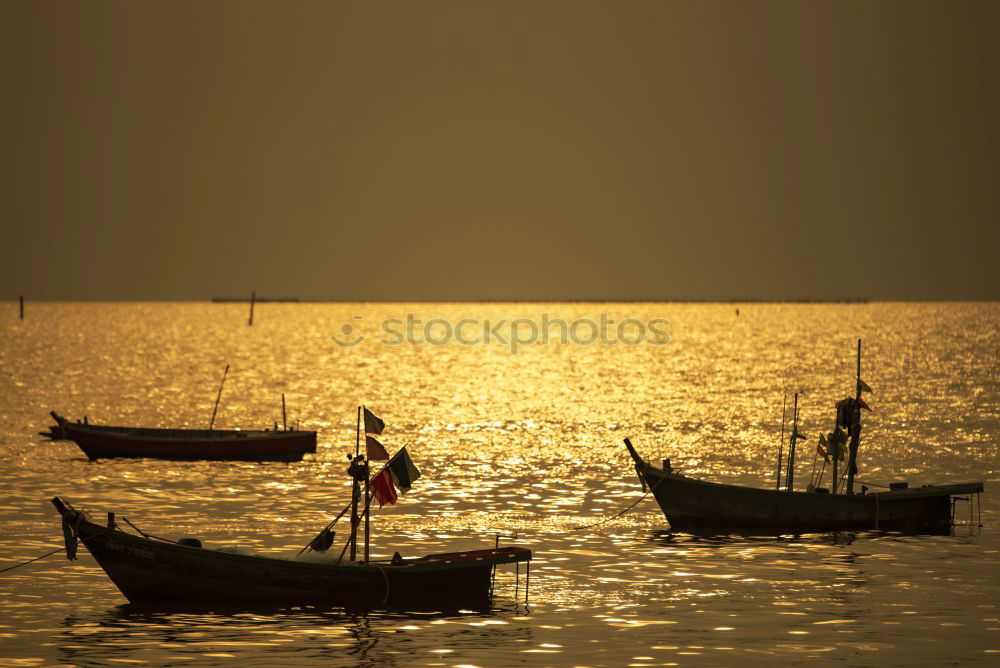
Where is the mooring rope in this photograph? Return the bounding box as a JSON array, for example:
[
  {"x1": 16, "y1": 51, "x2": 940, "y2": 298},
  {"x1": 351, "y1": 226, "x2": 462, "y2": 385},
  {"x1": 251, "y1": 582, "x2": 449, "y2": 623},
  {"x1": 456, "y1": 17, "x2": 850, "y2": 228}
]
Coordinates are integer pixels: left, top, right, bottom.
[
  {"x1": 374, "y1": 564, "x2": 391, "y2": 606},
  {"x1": 2, "y1": 514, "x2": 114, "y2": 575},
  {"x1": 0, "y1": 545, "x2": 66, "y2": 575},
  {"x1": 571, "y1": 470, "x2": 666, "y2": 531}
]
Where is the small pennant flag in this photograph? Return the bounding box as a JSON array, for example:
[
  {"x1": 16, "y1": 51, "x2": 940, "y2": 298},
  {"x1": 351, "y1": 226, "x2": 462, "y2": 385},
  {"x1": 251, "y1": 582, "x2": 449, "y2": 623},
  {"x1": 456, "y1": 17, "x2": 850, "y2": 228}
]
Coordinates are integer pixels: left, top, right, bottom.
[
  {"x1": 366, "y1": 435, "x2": 390, "y2": 461},
  {"x1": 371, "y1": 470, "x2": 397, "y2": 507},
  {"x1": 817, "y1": 443, "x2": 830, "y2": 463},
  {"x1": 858, "y1": 378, "x2": 873, "y2": 393},
  {"x1": 387, "y1": 447, "x2": 421, "y2": 493},
  {"x1": 363, "y1": 407, "x2": 385, "y2": 435}
]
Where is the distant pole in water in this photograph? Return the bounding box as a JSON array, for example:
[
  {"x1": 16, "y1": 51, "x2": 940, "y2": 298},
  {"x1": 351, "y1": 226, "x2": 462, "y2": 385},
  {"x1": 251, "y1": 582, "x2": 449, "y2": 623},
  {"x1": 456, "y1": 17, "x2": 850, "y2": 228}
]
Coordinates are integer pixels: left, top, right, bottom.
[
  {"x1": 19, "y1": 295, "x2": 24, "y2": 320},
  {"x1": 248, "y1": 292, "x2": 255, "y2": 326},
  {"x1": 281, "y1": 393, "x2": 287, "y2": 431},
  {"x1": 209, "y1": 364, "x2": 230, "y2": 431}
]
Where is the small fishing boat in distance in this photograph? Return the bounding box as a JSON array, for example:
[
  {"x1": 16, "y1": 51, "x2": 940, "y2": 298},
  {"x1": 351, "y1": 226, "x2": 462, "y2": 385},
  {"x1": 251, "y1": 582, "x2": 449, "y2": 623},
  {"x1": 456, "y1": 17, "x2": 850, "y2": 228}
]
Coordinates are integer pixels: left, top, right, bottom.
[
  {"x1": 50, "y1": 408, "x2": 531, "y2": 609},
  {"x1": 50, "y1": 412, "x2": 317, "y2": 462},
  {"x1": 625, "y1": 340, "x2": 984, "y2": 534}
]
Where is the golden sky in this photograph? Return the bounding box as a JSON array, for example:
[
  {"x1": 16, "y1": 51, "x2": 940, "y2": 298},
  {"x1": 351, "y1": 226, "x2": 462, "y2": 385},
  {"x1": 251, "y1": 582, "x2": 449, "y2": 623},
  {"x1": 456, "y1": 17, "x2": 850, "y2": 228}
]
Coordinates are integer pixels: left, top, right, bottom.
[{"x1": 3, "y1": 1, "x2": 998, "y2": 300}]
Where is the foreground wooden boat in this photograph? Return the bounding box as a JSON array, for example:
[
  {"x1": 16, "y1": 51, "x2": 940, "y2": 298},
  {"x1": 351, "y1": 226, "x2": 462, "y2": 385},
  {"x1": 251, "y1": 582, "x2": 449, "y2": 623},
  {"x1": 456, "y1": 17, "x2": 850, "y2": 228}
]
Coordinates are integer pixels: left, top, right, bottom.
[
  {"x1": 625, "y1": 341, "x2": 985, "y2": 534},
  {"x1": 51, "y1": 497, "x2": 529, "y2": 609},
  {"x1": 51, "y1": 412, "x2": 317, "y2": 462},
  {"x1": 50, "y1": 408, "x2": 532, "y2": 610}
]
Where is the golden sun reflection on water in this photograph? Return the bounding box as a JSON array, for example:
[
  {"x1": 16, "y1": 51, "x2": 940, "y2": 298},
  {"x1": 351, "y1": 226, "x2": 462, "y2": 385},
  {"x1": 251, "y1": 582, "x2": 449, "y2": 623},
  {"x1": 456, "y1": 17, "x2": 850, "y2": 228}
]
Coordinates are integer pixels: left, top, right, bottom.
[{"x1": 0, "y1": 302, "x2": 997, "y2": 665}]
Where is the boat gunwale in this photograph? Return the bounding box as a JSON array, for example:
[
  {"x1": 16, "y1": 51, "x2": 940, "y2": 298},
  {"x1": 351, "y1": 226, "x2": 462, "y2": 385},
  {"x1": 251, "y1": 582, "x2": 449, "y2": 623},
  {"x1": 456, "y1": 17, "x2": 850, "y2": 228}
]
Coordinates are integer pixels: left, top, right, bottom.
[
  {"x1": 641, "y1": 464, "x2": 983, "y2": 501},
  {"x1": 62, "y1": 423, "x2": 316, "y2": 442},
  {"x1": 73, "y1": 516, "x2": 530, "y2": 574}
]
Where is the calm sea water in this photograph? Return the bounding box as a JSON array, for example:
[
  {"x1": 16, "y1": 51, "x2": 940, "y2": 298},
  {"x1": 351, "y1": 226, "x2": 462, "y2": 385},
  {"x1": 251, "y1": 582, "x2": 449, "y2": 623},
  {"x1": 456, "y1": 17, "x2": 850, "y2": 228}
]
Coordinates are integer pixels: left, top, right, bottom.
[{"x1": 1, "y1": 302, "x2": 997, "y2": 667}]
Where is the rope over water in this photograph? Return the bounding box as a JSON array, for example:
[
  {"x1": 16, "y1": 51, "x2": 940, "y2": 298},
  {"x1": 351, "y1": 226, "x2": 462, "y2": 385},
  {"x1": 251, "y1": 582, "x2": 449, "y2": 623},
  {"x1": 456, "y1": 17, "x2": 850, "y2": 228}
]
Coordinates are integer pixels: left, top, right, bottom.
[
  {"x1": 0, "y1": 546, "x2": 66, "y2": 574},
  {"x1": 571, "y1": 471, "x2": 666, "y2": 531}
]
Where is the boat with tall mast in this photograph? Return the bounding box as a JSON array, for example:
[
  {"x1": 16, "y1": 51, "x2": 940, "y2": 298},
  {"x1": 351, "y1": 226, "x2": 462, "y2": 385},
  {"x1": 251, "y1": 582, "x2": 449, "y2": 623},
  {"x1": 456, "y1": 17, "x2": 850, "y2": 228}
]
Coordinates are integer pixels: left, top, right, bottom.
[
  {"x1": 50, "y1": 407, "x2": 531, "y2": 608},
  {"x1": 625, "y1": 340, "x2": 984, "y2": 534}
]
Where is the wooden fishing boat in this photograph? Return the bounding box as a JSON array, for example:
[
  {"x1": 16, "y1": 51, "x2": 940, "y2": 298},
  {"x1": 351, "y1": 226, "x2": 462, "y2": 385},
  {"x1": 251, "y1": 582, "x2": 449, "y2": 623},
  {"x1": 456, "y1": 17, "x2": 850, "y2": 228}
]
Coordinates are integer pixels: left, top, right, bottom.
[
  {"x1": 625, "y1": 441, "x2": 982, "y2": 533},
  {"x1": 51, "y1": 497, "x2": 529, "y2": 609},
  {"x1": 51, "y1": 412, "x2": 317, "y2": 462},
  {"x1": 624, "y1": 341, "x2": 985, "y2": 534},
  {"x1": 50, "y1": 407, "x2": 532, "y2": 610}
]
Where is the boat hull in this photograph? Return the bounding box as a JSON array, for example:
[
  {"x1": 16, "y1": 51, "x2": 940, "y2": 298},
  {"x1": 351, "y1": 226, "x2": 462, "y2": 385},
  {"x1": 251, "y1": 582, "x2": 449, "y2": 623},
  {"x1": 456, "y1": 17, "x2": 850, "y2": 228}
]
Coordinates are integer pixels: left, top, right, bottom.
[
  {"x1": 57, "y1": 505, "x2": 529, "y2": 610},
  {"x1": 641, "y1": 466, "x2": 982, "y2": 534},
  {"x1": 58, "y1": 417, "x2": 317, "y2": 462}
]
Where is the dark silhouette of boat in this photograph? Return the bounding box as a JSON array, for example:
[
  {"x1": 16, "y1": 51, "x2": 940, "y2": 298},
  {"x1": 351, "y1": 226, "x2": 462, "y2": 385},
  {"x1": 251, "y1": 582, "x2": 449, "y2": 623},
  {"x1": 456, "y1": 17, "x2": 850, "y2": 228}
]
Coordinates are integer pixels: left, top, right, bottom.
[
  {"x1": 51, "y1": 497, "x2": 529, "y2": 609},
  {"x1": 51, "y1": 412, "x2": 317, "y2": 462},
  {"x1": 624, "y1": 340, "x2": 984, "y2": 534},
  {"x1": 625, "y1": 439, "x2": 981, "y2": 533},
  {"x1": 49, "y1": 408, "x2": 532, "y2": 609}
]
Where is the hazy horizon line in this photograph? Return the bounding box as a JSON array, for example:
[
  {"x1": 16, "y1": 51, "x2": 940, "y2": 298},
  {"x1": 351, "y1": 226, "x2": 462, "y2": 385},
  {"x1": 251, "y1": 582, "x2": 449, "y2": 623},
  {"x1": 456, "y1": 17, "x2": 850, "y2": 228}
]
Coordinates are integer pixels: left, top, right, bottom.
[{"x1": 7, "y1": 296, "x2": 1000, "y2": 304}]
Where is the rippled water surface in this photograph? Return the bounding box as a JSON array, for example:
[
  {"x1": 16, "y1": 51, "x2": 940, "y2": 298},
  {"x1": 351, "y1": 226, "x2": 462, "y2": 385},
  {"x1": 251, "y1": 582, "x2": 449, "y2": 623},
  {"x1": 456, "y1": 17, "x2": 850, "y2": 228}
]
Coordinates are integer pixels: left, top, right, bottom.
[{"x1": 1, "y1": 302, "x2": 998, "y2": 666}]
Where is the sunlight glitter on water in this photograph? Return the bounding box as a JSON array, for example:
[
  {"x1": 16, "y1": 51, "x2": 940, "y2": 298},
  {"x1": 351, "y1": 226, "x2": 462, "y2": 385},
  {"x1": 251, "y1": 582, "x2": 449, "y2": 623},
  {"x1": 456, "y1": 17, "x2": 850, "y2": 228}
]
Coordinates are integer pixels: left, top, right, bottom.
[{"x1": 0, "y1": 302, "x2": 997, "y2": 666}]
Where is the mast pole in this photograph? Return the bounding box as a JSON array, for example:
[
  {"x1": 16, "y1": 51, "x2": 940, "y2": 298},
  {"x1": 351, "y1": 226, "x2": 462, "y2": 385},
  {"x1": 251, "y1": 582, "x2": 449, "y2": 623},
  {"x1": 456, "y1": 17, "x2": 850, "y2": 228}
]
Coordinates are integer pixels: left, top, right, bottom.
[
  {"x1": 349, "y1": 406, "x2": 360, "y2": 561},
  {"x1": 846, "y1": 339, "x2": 862, "y2": 494},
  {"x1": 785, "y1": 393, "x2": 798, "y2": 491},
  {"x1": 776, "y1": 393, "x2": 787, "y2": 490},
  {"x1": 281, "y1": 393, "x2": 287, "y2": 431},
  {"x1": 363, "y1": 406, "x2": 371, "y2": 563},
  {"x1": 209, "y1": 364, "x2": 230, "y2": 431}
]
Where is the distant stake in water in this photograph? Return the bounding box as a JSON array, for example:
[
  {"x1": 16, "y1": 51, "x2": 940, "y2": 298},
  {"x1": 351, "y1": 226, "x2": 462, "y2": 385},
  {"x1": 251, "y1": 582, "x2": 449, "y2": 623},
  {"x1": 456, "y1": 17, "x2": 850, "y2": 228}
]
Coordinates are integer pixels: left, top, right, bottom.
[
  {"x1": 248, "y1": 291, "x2": 255, "y2": 326},
  {"x1": 19, "y1": 295, "x2": 24, "y2": 320}
]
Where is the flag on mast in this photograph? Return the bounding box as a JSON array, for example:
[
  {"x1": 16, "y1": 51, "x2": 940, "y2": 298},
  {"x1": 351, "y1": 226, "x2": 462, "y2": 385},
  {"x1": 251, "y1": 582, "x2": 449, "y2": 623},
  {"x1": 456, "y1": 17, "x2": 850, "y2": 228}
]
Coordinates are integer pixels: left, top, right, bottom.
[
  {"x1": 363, "y1": 407, "x2": 385, "y2": 435},
  {"x1": 371, "y1": 470, "x2": 398, "y2": 507},
  {"x1": 387, "y1": 447, "x2": 421, "y2": 493},
  {"x1": 366, "y1": 435, "x2": 390, "y2": 460}
]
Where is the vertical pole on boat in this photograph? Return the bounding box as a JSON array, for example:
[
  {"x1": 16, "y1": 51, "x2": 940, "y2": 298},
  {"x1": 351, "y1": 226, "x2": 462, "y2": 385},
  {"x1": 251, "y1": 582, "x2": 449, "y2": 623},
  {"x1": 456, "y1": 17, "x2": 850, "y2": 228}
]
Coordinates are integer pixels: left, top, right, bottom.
[
  {"x1": 776, "y1": 393, "x2": 787, "y2": 490},
  {"x1": 363, "y1": 407, "x2": 370, "y2": 564},
  {"x1": 785, "y1": 393, "x2": 798, "y2": 491},
  {"x1": 281, "y1": 394, "x2": 287, "y2": 431},
  {"x1": 846, "y1": 339, "x2": 862, "y2": 495},
  {"x1": 209, "y1": 364, "x2": 230, "y2": 431},
  {"x1": 831, "y1": 419, "x2": 839, "y2": 493},
  {"x1": 525, "y1": 561, "x2": 530, "y2": 606},
  {"x1": 349, "y1": 406, "x2": 360, "y2": 562},
  {"x1": 490, "y1": 534, "x2": 499, "y2": 598},
  {"x1": 19, "y1": 295, "x2": 24, "y2": 320},
  {"x1": 248, "y1": 291, "x2": 255, "y2": 326}
]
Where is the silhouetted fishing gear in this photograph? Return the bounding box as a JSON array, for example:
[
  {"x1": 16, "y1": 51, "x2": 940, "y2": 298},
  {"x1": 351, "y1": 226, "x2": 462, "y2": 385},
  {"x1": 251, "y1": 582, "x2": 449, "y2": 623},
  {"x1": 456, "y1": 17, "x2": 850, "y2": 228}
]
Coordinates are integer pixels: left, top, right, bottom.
[
  {"x1": 208, "y1": 363, "x2": 229, "y2": 431},
  {"x1": 776, "y1": 393, "x2": 788, "y2": 490},
  {"x1": 784, "y1": 393, "x2": 809, "y2": 491}
]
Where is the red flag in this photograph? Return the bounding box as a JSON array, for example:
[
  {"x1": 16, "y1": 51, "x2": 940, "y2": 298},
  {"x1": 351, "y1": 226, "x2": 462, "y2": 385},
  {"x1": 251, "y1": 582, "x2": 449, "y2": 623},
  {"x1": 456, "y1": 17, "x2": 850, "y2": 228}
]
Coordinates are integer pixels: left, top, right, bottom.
[
  {"x1": 372, "y1": 470, "x2": 397, "y2": 507},
  {"x1": 366, "y1": 435, "x2": 389, "y2": 461}
]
